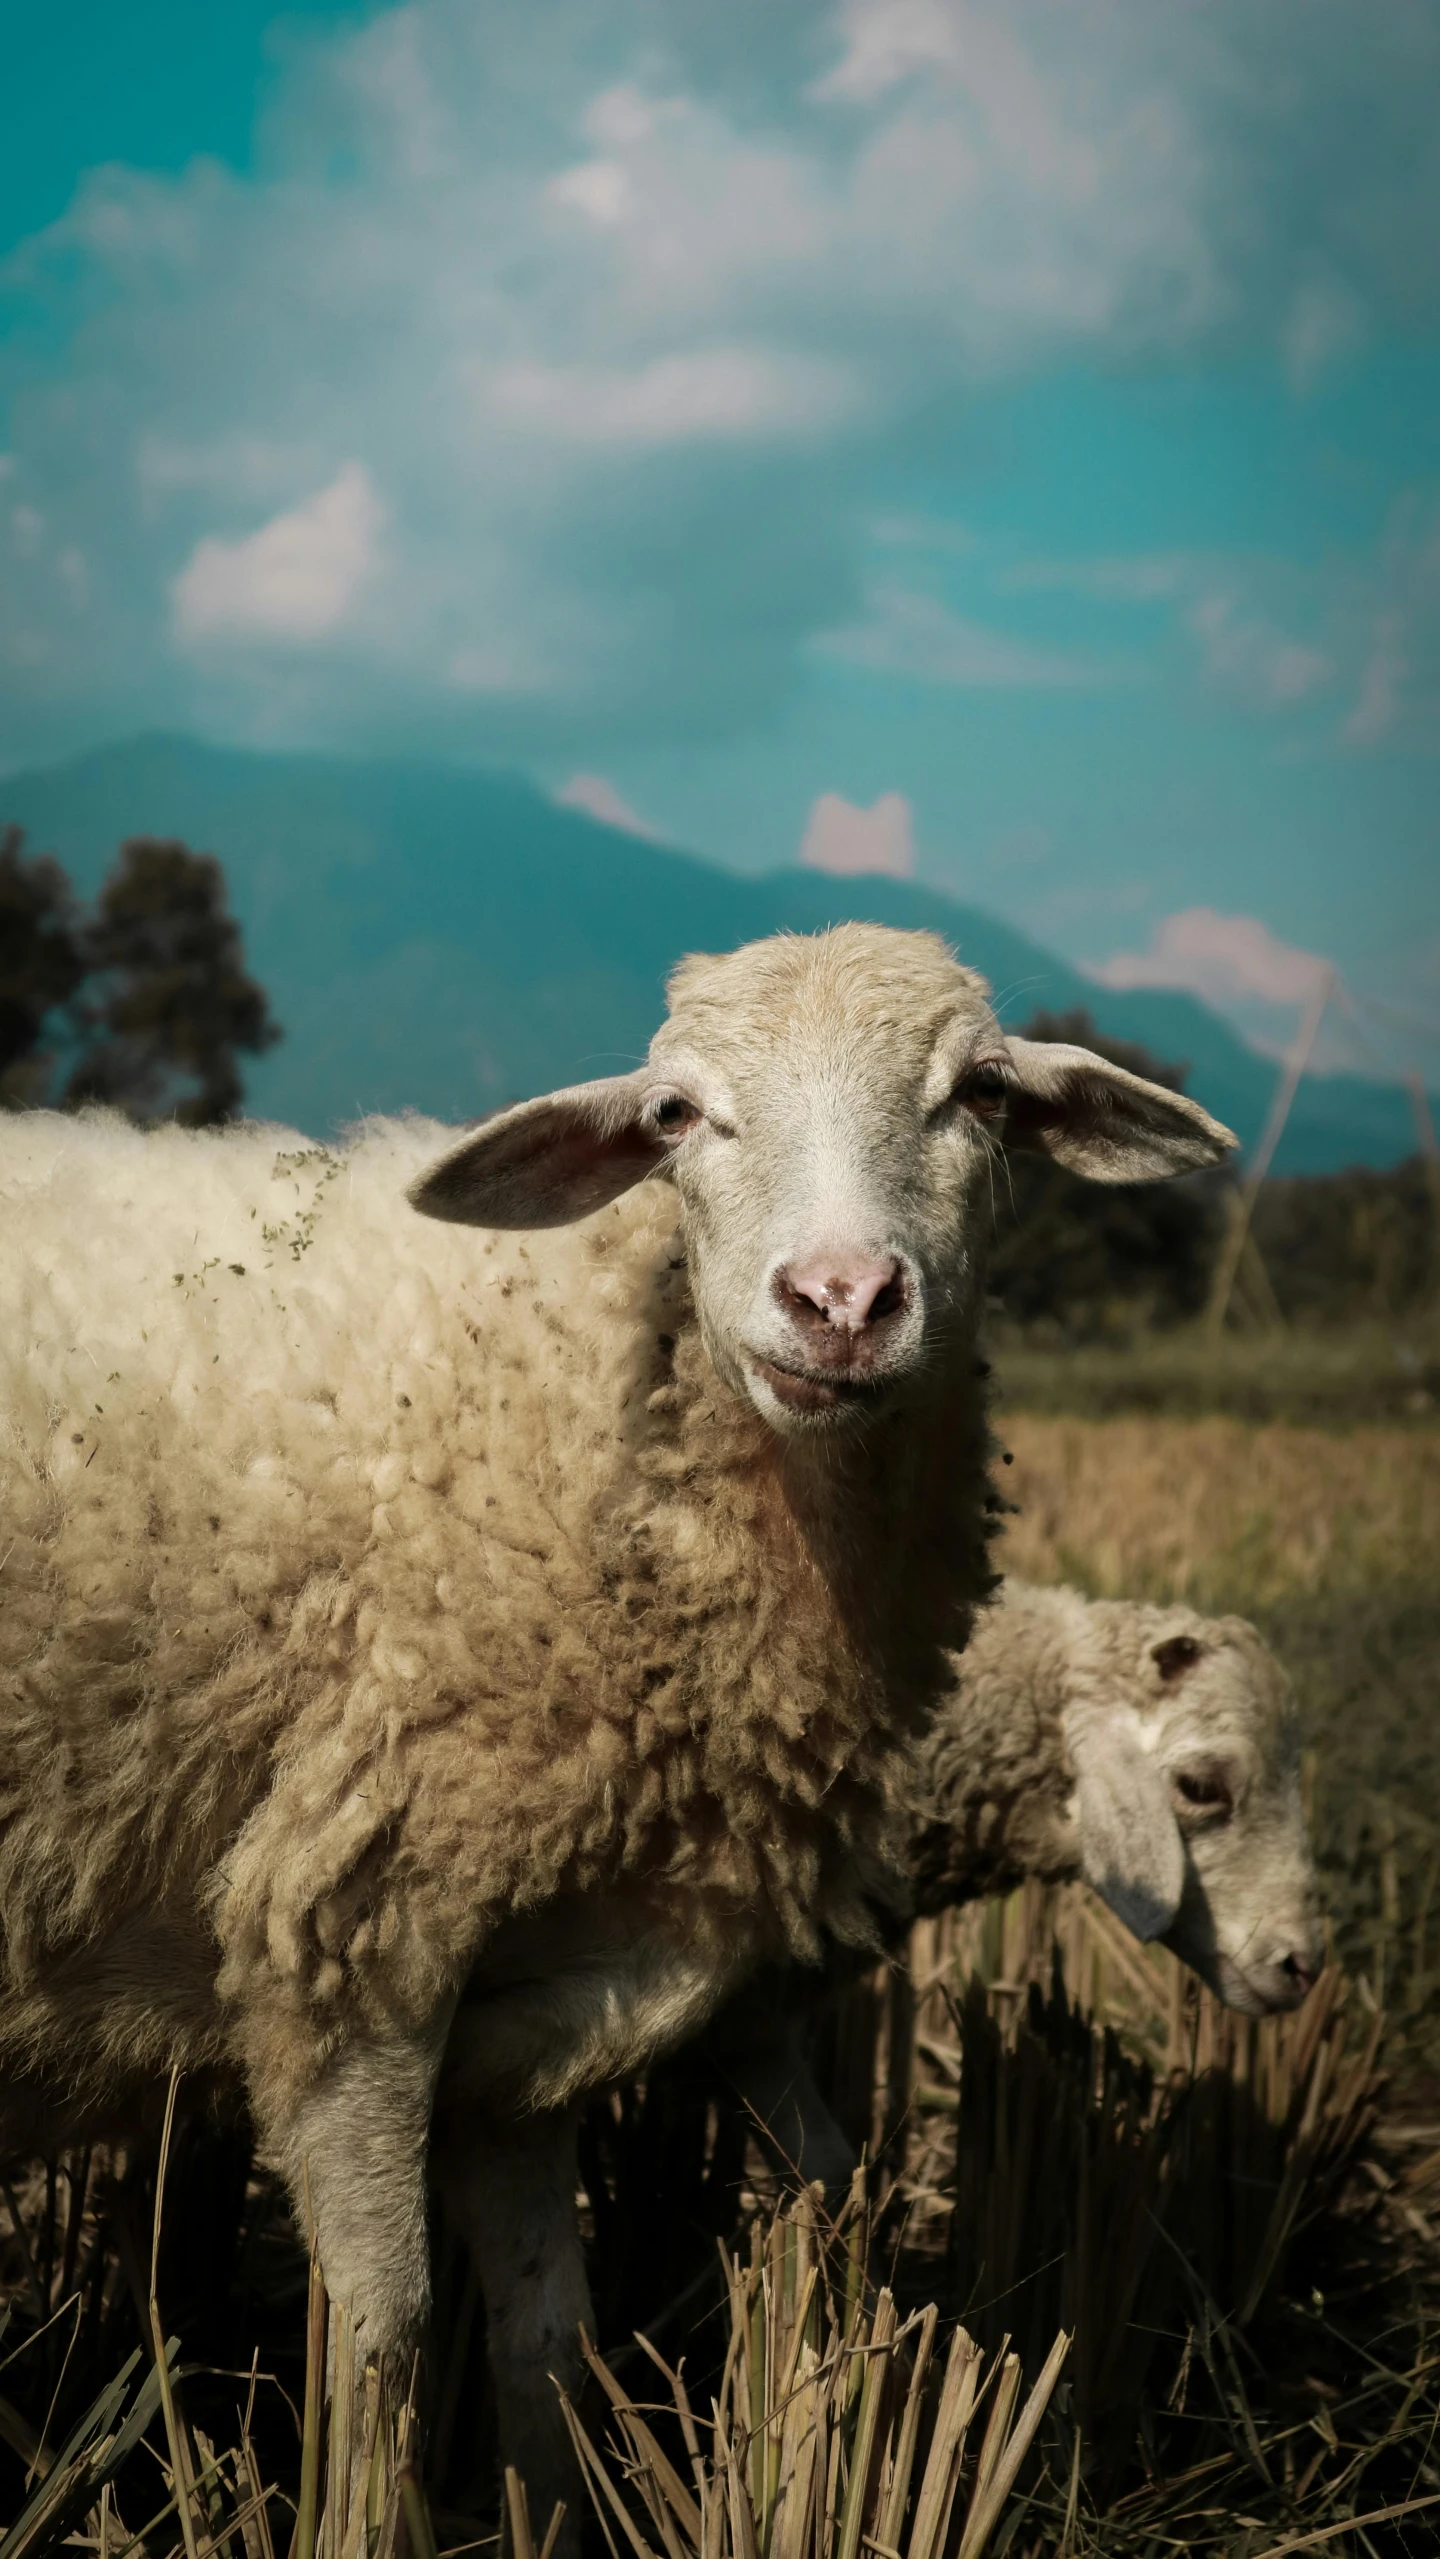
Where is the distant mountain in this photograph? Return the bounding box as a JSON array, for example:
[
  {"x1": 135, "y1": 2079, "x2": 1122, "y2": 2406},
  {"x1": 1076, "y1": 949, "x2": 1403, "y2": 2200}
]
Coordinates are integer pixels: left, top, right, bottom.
[{"x1": 2, "y1": 734, "x2": 1426, "y2": 1173}]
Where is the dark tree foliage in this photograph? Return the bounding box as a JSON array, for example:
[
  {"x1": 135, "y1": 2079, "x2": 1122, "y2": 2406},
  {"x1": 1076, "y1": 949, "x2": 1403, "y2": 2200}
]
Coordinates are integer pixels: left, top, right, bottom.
[
  {"x1": 1253, "y1": 1158, "x2": 1438, "y2": 1320},
  {"x1": 63, "y1": 838, "x2": 280, "y2": 1127},
  {"x1": 988, "y1": 1006, "x2": 1225, "y2": 1336},
  {"x1": 0, "y1": 831, "x2": 279, "y2": 1124},
  {"x1": 0, "y1": 826, "x2": 86, "y2": 1107}
]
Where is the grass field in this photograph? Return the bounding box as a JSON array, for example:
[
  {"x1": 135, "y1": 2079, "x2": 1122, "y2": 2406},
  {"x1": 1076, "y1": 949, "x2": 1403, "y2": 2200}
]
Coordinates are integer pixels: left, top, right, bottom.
[
  {"x1": 2, "y1": 1331, "x2": 1438, "y2": 2555},
  {"x1": 993, "y1": 1316, "x2": 1440, "y2": 1431}
]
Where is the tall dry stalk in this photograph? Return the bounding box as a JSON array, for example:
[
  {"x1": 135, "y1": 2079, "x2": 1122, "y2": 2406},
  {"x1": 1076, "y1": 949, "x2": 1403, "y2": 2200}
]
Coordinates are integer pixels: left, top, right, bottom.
[{"x1": 561, "y1": 2183, "x2": 1069, "y2": 2559}]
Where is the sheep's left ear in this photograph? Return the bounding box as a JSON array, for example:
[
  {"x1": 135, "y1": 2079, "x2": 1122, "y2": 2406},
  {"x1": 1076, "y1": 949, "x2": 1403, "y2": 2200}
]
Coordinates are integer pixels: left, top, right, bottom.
[
  {"x1": 1002, "y1": 1039, "x2": 1237, "y2": 1183},
  {"x1": 1072, "y1": 1717, "x2": 1185, "y2": 1942}
]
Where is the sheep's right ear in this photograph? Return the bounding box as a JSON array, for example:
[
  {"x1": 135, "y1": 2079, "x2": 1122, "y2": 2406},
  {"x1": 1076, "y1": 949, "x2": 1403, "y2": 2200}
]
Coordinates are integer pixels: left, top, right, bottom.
[
  {"x1": 1072, "y1": 1716, "x2": 1185, "y2": 1942},
  {"x1": 409, "y1": 1073, "x2": 664, "y2": 1229}
]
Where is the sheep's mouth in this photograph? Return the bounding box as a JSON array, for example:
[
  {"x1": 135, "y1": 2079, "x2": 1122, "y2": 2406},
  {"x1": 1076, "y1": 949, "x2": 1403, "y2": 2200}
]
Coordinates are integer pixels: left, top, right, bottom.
[
  {"x1": 1191, "y1": 1946, "x2": 1311, "y2": 2020},
  {"x1": 747, "y1": 1355, "x2": 892, "y2": 1416}
]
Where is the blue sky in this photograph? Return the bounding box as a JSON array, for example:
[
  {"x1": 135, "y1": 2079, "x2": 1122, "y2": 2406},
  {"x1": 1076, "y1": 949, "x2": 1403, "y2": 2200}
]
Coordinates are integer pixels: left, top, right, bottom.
[{"x1": 2, "y1": 0, "x2": 1437, "y2": 1081}]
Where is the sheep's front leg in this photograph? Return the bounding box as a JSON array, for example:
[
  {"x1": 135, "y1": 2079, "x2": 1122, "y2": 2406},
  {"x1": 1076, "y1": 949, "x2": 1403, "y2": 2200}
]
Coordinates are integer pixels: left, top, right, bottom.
[
  {"x1": 262, "y1": 2020, "x2": 452, "y2": 2392},
  {"x1": 434, "y1": 2107, "x2": 591, "y2": 2552}
]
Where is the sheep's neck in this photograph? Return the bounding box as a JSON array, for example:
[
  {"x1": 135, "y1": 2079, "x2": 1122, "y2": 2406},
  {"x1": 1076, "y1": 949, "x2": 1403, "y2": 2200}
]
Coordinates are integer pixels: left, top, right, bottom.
[{"x1": 603, "y1": 1264, "x2": 1001, "y2": 1956}]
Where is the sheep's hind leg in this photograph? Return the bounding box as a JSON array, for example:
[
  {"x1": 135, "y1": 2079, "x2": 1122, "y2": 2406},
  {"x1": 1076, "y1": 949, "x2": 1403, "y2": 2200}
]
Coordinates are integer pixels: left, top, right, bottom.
[{"x1": 434, "y1": 2106, "x2": 592, "y2": 2558}]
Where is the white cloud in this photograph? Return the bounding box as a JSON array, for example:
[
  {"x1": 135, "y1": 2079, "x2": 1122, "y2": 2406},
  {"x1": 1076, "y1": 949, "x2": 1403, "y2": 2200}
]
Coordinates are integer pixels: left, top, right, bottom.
[
  {"x1": 555, "y1": 772, "x2": 660, "y2": 836},
  {"x1": 11, "y1": 505, "x2": 44, "y2": 559},
  {"x1": 1085, "y1": 909, "x2": 1384, "y2": 1068},
  {"x1": 799, "y1": 789, "x2": 914, "y2": 878},
  {"x1": 1004, "y1": 553, "x2": 1189, "y2": 603},
  {"x1": 816, "y1": 588, "x2": 1113, "y2": 689},
  {"x1": 1004, "y1": 513, "x2": 1440, "y2": 746},
  {"x1": 1187, "y1": 591, "x2": 1332, "y2": 708},
  {"x1": 481, "y1": 350, "x2": 857, "y2": 447},
  {"x1": 1280, "y1": 278, "x2": 1368, "y2": 396},
  {"x1": 1091, "y1": 909, "x2": 1332, "y2": 1010},
  {"x1": 548, "y1": 159, "x2": 633, "y2": 226},
  {"x1": 56, "y1": 547, "x2": 88, "y2": 608},
  {"x1": 813, "y1": 0, "x2": 960, "y2": 103},
  {"x1": 1338, "y1": 494, "x2": 1440, "y2": 748},
  {"x1": 1344, "y1": 615, "x2": 1407, "y2": 746},
  {"x1": 172, "y1": 463, "x2": 383, "y2": 646},
  {"x1": 0, "y1": 0, "x2": 1437, "y2": 755}
]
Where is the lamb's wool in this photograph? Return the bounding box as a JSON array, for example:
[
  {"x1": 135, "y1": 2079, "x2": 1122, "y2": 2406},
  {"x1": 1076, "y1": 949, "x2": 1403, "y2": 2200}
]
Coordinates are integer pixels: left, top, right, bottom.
[
  {"x1": 0, "y1": 1102, "x2": 993, "y2": 2119},
  {"x1": 710, "y1": 1579, "x2": 1310, "y2": 2090},
  {"x1": 902, "y1": 1580, "x2": 1296, "y2": 1915}
]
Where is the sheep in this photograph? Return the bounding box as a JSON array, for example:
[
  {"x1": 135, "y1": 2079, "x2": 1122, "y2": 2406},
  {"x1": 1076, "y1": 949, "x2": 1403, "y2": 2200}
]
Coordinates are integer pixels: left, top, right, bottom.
[
  {"x1": 710, "y1": 1578, "x2": 1323, "y2": 2195},
  {"x1": 0, "y1": 923, "x2": 1234, "y2": 2523}
]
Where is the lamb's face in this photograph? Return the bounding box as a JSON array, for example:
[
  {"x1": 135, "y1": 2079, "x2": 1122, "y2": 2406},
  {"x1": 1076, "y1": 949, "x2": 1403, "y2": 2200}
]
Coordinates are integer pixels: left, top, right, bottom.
[
  {"x1": 409, "y1": 922, "x2": 1235, "y2": 1440},
  {"x1": 1075, "y1": 1607, "x2": 1324, "y2": 2015},
  {"x1": 1149, "y1": 1621, "x2": 1324, "y2": 2016}
]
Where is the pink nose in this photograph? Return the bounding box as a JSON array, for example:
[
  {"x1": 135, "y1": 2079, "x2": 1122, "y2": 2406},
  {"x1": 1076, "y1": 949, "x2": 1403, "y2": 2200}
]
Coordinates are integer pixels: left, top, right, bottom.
[{"x1": 776, "y1": 1253, "x2": 907, "y2": 1334}]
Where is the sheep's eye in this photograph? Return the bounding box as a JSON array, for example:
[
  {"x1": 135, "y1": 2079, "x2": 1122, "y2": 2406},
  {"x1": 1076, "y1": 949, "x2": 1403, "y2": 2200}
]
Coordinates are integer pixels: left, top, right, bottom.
[
  {"x1": 952, "y1": 1060, "x2": 1011, "y2": 1119},
  {"x1": 651, "y1": 1094, "x2": 701, "y2": 1135},
  {"x1": 1174, "y1": 1766, "x2": 1234, "y2": 1817},
  {"x1": 1154, "y1": 1634, "x2": 1202, "y2": 1682}
]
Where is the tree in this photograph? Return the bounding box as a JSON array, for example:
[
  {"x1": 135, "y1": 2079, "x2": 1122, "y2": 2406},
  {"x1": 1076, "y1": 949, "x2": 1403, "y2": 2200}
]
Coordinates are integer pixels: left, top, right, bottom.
[
  {"x1": 0, "y1": 827, "x2": 86, "y2": 1107},
  {"x1": 988, "y1": 1006, "x2": 1224, "y2": 1335},
  {"x1": 64, "y1": 838, "x2": 280, "y2": 1126},
  {"x1": 0, "y1": 830, "x2": 279, "y2": 1124}
]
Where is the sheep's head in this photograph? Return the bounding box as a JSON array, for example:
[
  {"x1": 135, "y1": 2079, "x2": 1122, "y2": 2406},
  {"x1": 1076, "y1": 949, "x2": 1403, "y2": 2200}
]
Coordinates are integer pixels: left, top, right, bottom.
[
  {"x1": 1070, "y1": 1605, "x2": 1324, "y2": 2016},
  {"x1": 410, "y1": 924, "x2": 1235, "y2": 1437}
]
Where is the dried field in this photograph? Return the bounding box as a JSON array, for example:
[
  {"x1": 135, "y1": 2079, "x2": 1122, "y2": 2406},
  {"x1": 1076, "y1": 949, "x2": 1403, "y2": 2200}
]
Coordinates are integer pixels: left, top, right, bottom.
[
  {"x1": 996, "y1": 1410, "x2": 1438, "y2": 1611},
  {"x1": 2, "y1": 1387, "x2": 1438, "y2": 2557}
]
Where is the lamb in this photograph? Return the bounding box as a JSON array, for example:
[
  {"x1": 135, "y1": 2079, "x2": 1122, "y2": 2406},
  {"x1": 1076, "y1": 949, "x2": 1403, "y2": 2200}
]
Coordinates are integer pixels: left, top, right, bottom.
[
  {"x1": 0, "y1": 923, "x2": 1233, "y2": 2522},
  {"x1": 712, "y1": 1579, "x2": 1324, "y2": 2194}
]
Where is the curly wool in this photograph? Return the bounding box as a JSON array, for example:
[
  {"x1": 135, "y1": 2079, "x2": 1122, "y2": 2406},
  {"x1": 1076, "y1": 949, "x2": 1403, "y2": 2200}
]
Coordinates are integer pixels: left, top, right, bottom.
[
  {"x1": 903, "y1": 1579, "x2": 1293, "y2": 1913},
  {"x1": 0, "y1": 1106, "x2": 994, "y2": 2119}
]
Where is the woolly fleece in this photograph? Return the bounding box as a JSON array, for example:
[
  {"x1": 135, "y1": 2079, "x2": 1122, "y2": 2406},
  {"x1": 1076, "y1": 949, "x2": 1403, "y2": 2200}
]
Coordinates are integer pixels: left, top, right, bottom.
[{"x1": 0, "y1": 1094, "x2": 993, "y2": 2124}]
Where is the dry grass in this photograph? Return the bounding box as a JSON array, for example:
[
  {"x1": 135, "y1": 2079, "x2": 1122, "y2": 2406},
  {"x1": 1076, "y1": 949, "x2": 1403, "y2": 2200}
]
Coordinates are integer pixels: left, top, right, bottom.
[
  {"x1": 992, "y1": 1319, "x2": 1440, "y2": 1431},
  {"x1": 565, "y1": 2192, "x2": 1068, "y2": 2559},
  {"x1": 994, "y1": 1413, "x2": 1439, "y2": 1612}
]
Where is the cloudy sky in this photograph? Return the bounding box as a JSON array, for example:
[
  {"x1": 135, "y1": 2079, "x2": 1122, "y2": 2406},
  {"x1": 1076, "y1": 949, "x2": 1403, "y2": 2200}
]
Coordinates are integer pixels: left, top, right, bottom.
[{"x1": 3, "y1": 0, "x2": 1437, "y2": 1078}]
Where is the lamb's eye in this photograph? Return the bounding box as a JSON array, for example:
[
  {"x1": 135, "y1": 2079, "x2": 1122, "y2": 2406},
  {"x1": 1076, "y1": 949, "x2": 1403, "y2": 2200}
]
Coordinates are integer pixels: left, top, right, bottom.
[
  {"x1": 1154, "y1": 1635, "x2": 1203, "y2": 1682},
  {"x1": 651, "y1": 1094, "x2": 701, "y2": 1135},
  {"x1": 1174, "y1": 1767, "x2": 1234, "y2": 1817},
  {"x1": 953, "y1": 1060, "x2": 1011, "y2": 1119}
]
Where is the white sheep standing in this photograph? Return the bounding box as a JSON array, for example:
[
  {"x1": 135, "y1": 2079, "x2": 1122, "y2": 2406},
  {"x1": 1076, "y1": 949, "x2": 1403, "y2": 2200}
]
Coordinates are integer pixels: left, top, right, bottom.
[
  {"x1": 0, "y1": 924, "x2": 1233, "y2": 2526},
  {"x1": 713, "y1": 1578, "x2": 1324, "y2": 2194}
]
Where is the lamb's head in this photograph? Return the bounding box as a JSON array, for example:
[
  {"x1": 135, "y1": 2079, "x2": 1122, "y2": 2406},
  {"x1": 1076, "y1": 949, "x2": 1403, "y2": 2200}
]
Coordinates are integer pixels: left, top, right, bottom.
[
  {"x1": 1070, "y1": 1603, "x2": 1323, "y2": 2017},
  {"x1": 410, "y1": 924, "x2": 1234, "y2": 1435}
]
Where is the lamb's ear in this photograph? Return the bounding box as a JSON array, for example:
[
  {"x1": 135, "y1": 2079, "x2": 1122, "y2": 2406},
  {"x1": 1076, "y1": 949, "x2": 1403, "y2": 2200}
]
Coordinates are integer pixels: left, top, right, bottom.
[
  {"x1": 408, "y1": 1073, "x2": 665, "y2": 1229},
  {"x1": 1072, "y1": 1717, "x2": 1185, "y2": 1942},
  {"x1": 1001, "y1": 1038, "x2": 1237, "y2": 1183}
]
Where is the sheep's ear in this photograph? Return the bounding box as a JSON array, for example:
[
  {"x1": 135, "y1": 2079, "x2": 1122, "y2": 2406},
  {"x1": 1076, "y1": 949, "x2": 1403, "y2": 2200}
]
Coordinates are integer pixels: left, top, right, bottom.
[
  {"x1": 1001, "y1": 1039, "x2": 1237, "y2": 1183},
  {"x1": 1072, "y1": 1717, "x2": 1185, "y2": 1941},
  {"x1": 409, "y1": 1073, "x2": 664, "y2": 1229}
]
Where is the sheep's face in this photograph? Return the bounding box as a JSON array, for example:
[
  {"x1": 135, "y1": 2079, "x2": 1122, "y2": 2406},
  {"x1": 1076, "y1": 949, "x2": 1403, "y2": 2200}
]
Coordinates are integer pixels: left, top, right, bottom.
[
  {"x1": 1074, "y1": 1608, "x2": 1323, "y2": 2016},
  {"x1": 410, "y1": 923, "x2": 1235, "y2": 1438}
]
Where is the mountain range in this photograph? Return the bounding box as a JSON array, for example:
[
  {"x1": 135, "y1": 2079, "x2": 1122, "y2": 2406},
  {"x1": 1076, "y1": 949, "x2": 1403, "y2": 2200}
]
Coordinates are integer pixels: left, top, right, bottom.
[{"x1": 2, "y1": 734, "x2": 1426, "y2": 1174}]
